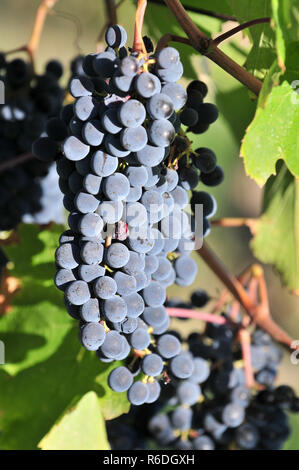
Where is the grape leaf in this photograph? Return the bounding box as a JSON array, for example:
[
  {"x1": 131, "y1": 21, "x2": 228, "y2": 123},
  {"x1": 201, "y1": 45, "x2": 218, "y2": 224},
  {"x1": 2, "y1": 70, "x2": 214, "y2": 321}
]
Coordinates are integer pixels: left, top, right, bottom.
[
  {"x1": 228, "y1": 0, "x2": 276, "y2": 79},
  {"x1": 38, "y1": 392, "x2": 110, "y2": 450},
  {"x1": 0, "y1": 327, "x2": 130, "y2": 449},
  {"x1": 0, "y1": 224, "x2": 73, "y2": 375},
  {"x1": 284, "y1": 413, "x2": 299, "y2": 450},
  {"x1": 271, "y1": 0, "x2": 299, "y2": 69},
  {"x1": 241, "y1": 80, "x2": 299, "y2": 185},
  {"x1": 251, "y1": 162, "x2": 299, "y2": 294}
]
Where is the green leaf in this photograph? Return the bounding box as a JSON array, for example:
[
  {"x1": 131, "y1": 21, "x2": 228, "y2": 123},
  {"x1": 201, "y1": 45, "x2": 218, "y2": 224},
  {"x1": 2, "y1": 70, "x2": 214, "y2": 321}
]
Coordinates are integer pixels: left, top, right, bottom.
[
  {"x1": 0, "y1": 224, "x2": 73, "y2": 375},
  {"x1": 228, "y1": 0, "x2": 276, "y2": 79},
  {"x1": 38, "y1": 392, "x2": 110, "y2": 450},
  {"x1": 251, "y1": 162, "x2": 299, "y2": 294},
  {"x1": 271, "y1": 0, "x2": 299, "y2": 69},
  {"x1": 241, "y1": 80, "x2": 299, "y2": 185},
  {"x1": 284, "y1": 413, "x2": 299, "y2": 450},
  {"x1": 0, "y1": 327, "x2": 130, "y2": 449}
]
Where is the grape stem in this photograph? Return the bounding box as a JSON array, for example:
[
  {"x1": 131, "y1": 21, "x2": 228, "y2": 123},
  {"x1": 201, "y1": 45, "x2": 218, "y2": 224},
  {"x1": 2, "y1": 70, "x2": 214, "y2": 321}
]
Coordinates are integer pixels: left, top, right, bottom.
[
  {"x1": 166, "y1": 307, "x2": 227, "y2": 324},
  {"x1": 197, "y1": 242, "x2": 297, "y2": 351},
  {"x1": 148, "y1": 0, "x2": 238, "y2": 22},
  {"x1": 213, "y1": 17, "x2": 271, "y2": 46},
  {"x1": 5, "y1": 0, "x2": 60, "y2": 65},
  {"x1": 211, "y1": 217, "x2": 258, "y2": 233},
  {"x1": 239, "y1": 329, "x2": 255, "y2": 388},
  {"x1": 163, "y1": 0, "x2": 262, "y2": 96},
  {"x1": 0, "y1": 152, "x2": 34, "y2": 174},
  {"x1": 133, "y1": 0, "x2": 148, "y2": 54}
]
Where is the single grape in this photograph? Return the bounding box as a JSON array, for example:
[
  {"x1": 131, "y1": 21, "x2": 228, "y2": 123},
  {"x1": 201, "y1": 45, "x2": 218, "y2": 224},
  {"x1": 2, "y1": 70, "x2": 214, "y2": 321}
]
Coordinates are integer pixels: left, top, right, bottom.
[
  {"x1": 62, "y1": 136, "x2": 90, "y2": 161},
  {"x1": 106, "y1": 243, "x2": 130, "y2": 268},
  {"x1": 128, "y1": 381, "x2": 149, "y2": 406},
  {"x1": 170, "y1": 352, "x2": 194, "y2": 379},
  {"x1": 55, "y1": 243, "x2": 80, "y2": 270},
  {"x1": 78, "y1": 213, "x2": 104, "y2": 237},
  {"x1": 102, "y1": 108, "x2": 123, "y2": 134},
  {"x1": 54, "y1": 268, "x2": 76, "y2": 291},
  {"x1": 148, "y1": 119, "x2": 175, "y2": 147},
  {"x1": 193, "y1": 435, "x2": 215, "y2": 450},
  {"x1": 222, "y1": 403, "x2": 245, "y2": 428},
  {"x1": 103, "y1": 295, "x2": 127, "y2": 323},
  {"x1": 69, "y1": 76, "x2": 94, "y2": 97},
  {"x1": 171, "y1": 406, "x2": 192, "y2": 431},
  {"x1": 135, "y1": 72, "x2": 161, "y2": 98},
  {"x1": 105, "y1": 25, "x2": 127, "y2": 49},
  {"x1": 142, "y1": 353, "x2": 164, "y2": 377},
  {"x1": 142, "y1": 281, "x2": 166, "y2": 307},
  {"x1": 136, "y1": 144, "x2": 165, "y2": 167},
  {"x1": 120, "y1": 126, "x2": 147, "y2": 152},
  {"x1": 108, "y1": 366, "x2": 133, "y2": 392},
  {"x1": 177, "y1": 381, "x2": 201, "y2": 406},
  {"x1": 122, "y1": 293, "x2": 145, "y2": 318},
  {"x1": 125, "y1": 165, "x2": 148, "y2": 187},
  {"x1": 157, "y1": 61, "x2": 183, "y2": 82},
  {"x1": 74, "y1": 191, "x2": 99, "y2": 213},
  {"x1": 162, "y1": 82, "x2": 187, "y2": 110},
  {"x1": 101, "y1": 330, "x2": 125, "y2": 359},
  {"x1": 200, "y1": 165, "x2": 224, "y2": 186},
  {"x1": 147, "y1": 93, "x2": 174, "y2": 120},
  {"x1": 113, "y1": 271, "x2": 137, "y2": 296},
  {"x1": 157, "y1": 334, "x2": 181, "y2": 359},
  {"x1": 120, "y1": 55, "x2": 139, "y2": 77},
  {"x1": 129, "y1": 327, "x2": 150, "y2": 350},
  {"x1": 82, "y1": 120, "x2": 105, "y2": 146},
  {"x1": 190, "y1": 357, "x2": 210, "y2": 384},
  {"x1": 65, "y1": 280, "x2": 91, "y2": 305},
  {"x1": 145, "y1": 380, "x2": 161, "y2": 404},
  {"x1": 193, "y1": 147, "x2": 217, "y2": 173},
  {"x1": 103, "y1": 173, "x2": 130, "y2": 201},
  {"x1": 80, "y1": 322, "x2": 105, "y2": 350},
  {"x1": 80, "y1": 298, "x2": 101, "y2": 322},
  {"x1": 118, "y1": 99, "x2": 146, "y2": 128},
  {"x1": 94, "y1": 276, "x2": 117, "y2": 299}
]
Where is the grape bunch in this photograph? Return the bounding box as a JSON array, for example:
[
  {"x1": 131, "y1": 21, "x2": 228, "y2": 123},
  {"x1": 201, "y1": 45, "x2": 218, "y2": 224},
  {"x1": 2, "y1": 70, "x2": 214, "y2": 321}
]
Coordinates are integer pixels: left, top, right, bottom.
[
  {"x1": 37, "y1": 24, "x2": 223, "y2": 406},
  {"x1": 0, "y1": 55, "x2": 64, "y2": 230},
  {"x1": 146, "y1": 322, "x2": 299, "y2": 450},
  {"x1": 106, "y1": 292, "x2": 299, "y2": 450}
]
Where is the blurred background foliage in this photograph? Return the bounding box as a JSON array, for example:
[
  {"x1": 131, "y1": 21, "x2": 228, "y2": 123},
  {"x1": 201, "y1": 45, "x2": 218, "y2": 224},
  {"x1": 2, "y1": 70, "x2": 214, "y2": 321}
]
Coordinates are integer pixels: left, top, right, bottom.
[{"x1": 0, "y1": 0, "x2": 298, "y2": 448}]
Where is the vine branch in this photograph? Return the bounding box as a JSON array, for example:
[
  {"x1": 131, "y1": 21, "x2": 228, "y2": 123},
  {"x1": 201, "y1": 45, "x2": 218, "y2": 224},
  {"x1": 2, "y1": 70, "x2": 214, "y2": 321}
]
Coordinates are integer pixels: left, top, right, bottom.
[
  {"x1": 213, "y1": 17, "x2": 271, "y2": 46},
  {"x1": 163, "y1": 0, "x2": 262, "y2": 96},
  {"x1": 5, "y1": 0, "x2": 59, "y2": 63},
  {"x1": 105, "y1": 0, "x2": 118, "y2": 26},
  {"x1": 197, "y1": 242, "x2": 296, "y2": 351},
  {"x1": 0, "y1": 152, "x2": 34, "y2": 174}
]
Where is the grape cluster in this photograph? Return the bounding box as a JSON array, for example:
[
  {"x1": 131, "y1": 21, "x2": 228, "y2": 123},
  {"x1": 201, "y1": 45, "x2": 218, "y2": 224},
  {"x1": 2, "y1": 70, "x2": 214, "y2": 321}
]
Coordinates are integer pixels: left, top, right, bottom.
[
  {"x1": 41, "y1": 24, "x2": 222, "y2": 406},
  {"x1": 0, "y1": 55, "x2": 64, "y2": 230},
  {"x1": 107, "y1": 292, "x2": 299, "y2": 450}
]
